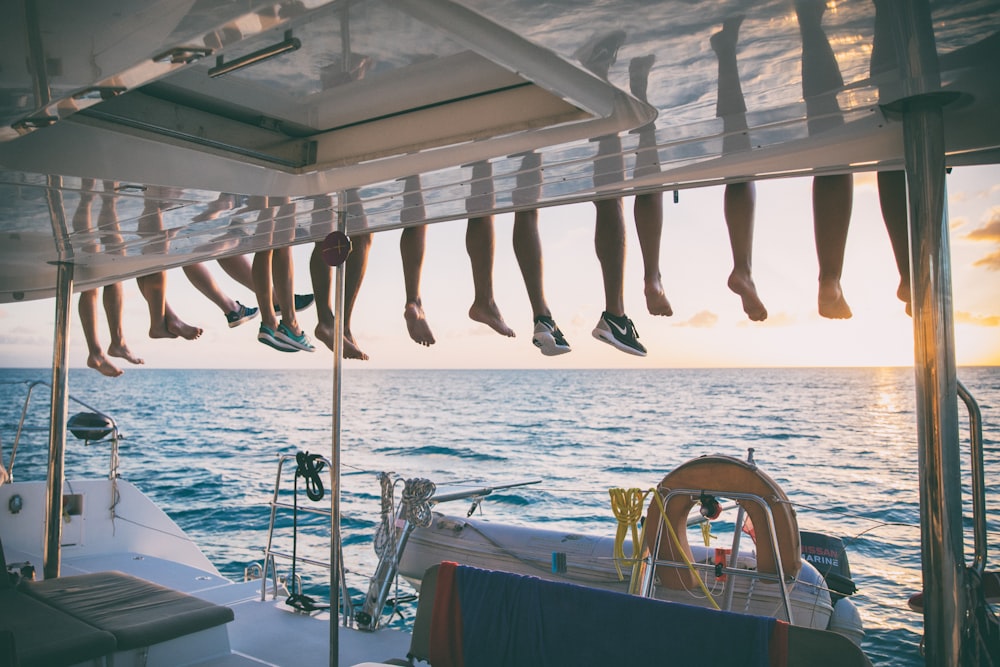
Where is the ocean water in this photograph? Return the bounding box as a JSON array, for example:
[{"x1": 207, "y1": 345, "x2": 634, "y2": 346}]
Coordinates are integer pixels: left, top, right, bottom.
[{"x1": 1, "y1": 366, "x2": 998, "y2": 665}]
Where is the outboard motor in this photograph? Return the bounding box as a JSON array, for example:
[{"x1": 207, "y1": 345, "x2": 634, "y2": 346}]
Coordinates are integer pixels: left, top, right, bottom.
[
  {"x1": 800, "y1": 530, "x2": 857, "y2": 603},
  {"x1": 801, "y1": 531, "x2": 864, "y2": 646}
]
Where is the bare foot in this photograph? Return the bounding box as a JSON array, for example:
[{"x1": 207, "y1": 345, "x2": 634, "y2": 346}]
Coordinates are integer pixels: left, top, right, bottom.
[
  {"x1": 315, "y1": 321, "x2": 370, "y2": 360},
  {"x1": 818, "y1": 280, "x2": 852, "y2": 319},
  {"x1": 164, "y1": 314, "x2": 203, "y2": 340},
  {"x1": 148, "y1": 319, "x2": 179, "y2": 339},
  {"x1": 728, "y1": 271, "x2": 768, "y2": 321},
  {"x1": 469, "y1": 301, "x2": 515, "y2": 337},
  {"x1": 107, "y1": 342, "x2": 144, "y2": 366},
  {"x1": 644, "y1": 276, "x2": 673, "y2": 316},
  {"x1": 343, "y1": 331, "x2": 369, "y2": 361},
  {"x1": 87, "y1": 353, "x2": 123, "y2": 378},
  {"x1": 404, "y1": 302, "x2": 435, "y2": 346},
  {"x1": 315, "y1": 320, "x2": 336, "y2": 352}
]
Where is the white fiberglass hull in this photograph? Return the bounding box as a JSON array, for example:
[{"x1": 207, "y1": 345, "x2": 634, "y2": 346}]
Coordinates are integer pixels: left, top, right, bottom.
[{"x1": 398, "y1": 512, "x2": 859, "y2": 642}]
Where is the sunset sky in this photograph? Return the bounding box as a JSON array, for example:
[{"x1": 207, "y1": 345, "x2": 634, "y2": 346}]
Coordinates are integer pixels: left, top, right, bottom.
[{"x1": 2, "y1": 164, "x2": 998, "y2": 372}]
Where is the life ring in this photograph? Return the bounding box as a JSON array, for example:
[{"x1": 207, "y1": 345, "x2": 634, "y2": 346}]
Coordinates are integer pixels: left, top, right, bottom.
[{"x1": 643, "y1": 455, "x2": 801, "y2": 590}]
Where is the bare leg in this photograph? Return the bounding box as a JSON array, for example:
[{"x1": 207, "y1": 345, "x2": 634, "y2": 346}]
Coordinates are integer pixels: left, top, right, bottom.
[
  {"x1": 466, "y1": 216, "x2": 514, "y2": 337},
  {"x1": 724, "y1": 182, "x2": 768, "y2": 321},
  {"x1": 512, "y1": 209, "x2": 551, "y2": 319},
  {"x1": 877, "y1": 170, "x2": 911, "y2": 314},
  {"x1": 94, "y1": 183, "x2": 142, "y2": 363},
  {"x1": 72, "y1": 183, "x2": 120, "y2": 376},
  {"x1": 218, "y1": 254, "x2": 255, "y2": 291},
  {"x1": 79, "y1": 289, "x2": 121, "y2": 377},
  {"x1": 103, "y1": 283, "x2": 143, "y2": 365},
  {"x1": 594, "y1": 198, "x2": 627, "y2": 317},
  {"x1": 183, "y1": 263, "x2": 239, "y2": 315},
  {"x1": 311, "y1": 233, "x2": 372, "y2": 359},
  {"x1": 813, "y1": 173, "x2": 853, "y2": 319},
  {"x1": 400, "y1": 225, "x2": 435, "y2": 346},
  {"x1": 134, "y1": 194, "x2": 202, "y2": 339},
  {"x1": 273, "y1": 246, "x2": 301, "y2": 335},
  {"x1": 136, "y1": 272, "x2": 200, "y2": 339},
  {"x1": 633, "y1": 193, "x2": 672, "y2": 316},
  {"x1": 253, "y1": 251, "x2": 277, "y2": 331}
]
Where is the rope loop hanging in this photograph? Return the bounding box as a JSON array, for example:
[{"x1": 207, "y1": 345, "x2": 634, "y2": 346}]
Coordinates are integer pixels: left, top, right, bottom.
[
  {"x1": 294, "y1": 451, "x2": 326, "y2": 502},
  {"x1": 401, "y1": 478, "x2": 436, "y2": 528},
  {"x1": 373, "y1": 471, "x2": 397, "y2": 557}
]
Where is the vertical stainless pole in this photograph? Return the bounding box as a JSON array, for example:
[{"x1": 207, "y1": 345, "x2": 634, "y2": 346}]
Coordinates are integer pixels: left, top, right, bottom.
[
  {"x1": 43, "y1": 261, "x2": 73, "y2": 580},
  {"x1": 330, "y1": 209, "x2": 347, "y2": 667},
  {"x1": 888, "y1": 3, "x2": 966, "y2": 663},
  {"x1": 905, "y1": 99, "x2": 965, "y2": 667}
]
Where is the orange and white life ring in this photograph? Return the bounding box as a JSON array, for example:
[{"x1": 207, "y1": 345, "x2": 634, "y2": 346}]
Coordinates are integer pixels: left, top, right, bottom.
[{"x1": 643, "y1": 455, "x2": 801, "y2": 590}]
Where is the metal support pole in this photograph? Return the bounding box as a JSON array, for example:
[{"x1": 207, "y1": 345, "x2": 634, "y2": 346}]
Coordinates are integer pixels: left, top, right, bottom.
[
  {"x1": 329, "y1": 208, "x2": 347, "y2": 667},
  {"x1": 883, "y1": 2, "x2": 967, "y2": 663},
  {"x1": 905, "y1": 98, "x2": 965, "y2": 666},
  {"x1": 43, "y1": 261, "x2": 73, "y2": 580}
]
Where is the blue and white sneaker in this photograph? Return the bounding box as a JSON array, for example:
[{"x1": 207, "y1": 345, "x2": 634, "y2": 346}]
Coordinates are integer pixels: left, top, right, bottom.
[
  {"x1": 592, "y1": 311, "x2": 646, "y2": 356},
  {"x1": 258, "y1": 324, "x2": 297, "y2": 352},
  {"x1": 532, "y1": 315, "x2": 571, "y2": 356},
  {"x1": 226, "y1": 301, "x2": 259, "y2": 328},
  {"x1": 275, "y1": 322, "x2": 315, "y2": 352}
]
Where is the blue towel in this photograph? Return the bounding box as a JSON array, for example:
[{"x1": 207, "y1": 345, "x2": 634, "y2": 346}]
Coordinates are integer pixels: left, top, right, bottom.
[{"x1": 451, "y1": 564, "x2": 777, "y2": 667}]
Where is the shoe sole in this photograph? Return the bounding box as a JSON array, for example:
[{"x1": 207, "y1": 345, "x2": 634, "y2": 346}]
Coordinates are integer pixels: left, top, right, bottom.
[
  {"x1": 275, "y1": 329, "x2": 315, "y2": 352},
  {"x1": 592, "y1": 327, "x2": 646, "y2": 357},
  {"x1": 532, "y1": 332, "x2": 571, "y2": 356},
  {"x1": 259, "y1": 333, "x2": 297, "y2": 352},
  {"x1": 228, "y1": 310, "x2": 259, "y2": 328}
]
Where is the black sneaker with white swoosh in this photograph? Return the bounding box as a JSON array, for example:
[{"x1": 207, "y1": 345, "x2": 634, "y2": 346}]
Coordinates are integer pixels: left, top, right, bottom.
[{"x1": 592, "y1": 311, "x2": 647, "y2": 356}]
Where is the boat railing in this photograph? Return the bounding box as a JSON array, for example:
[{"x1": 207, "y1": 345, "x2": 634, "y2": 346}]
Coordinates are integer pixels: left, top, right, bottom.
[
  {"x1": 641, "y1": 487, "x2": 796, "y2": 624},
  {"x1": 3, "y1": 380, "x2": 121, "y2": 483},
  {"x1": 957, "y1": 380, "x2": 988, "y2": 577},
  {"x1": 259, "y1": 452, "x2": 352, "y2": 620}
]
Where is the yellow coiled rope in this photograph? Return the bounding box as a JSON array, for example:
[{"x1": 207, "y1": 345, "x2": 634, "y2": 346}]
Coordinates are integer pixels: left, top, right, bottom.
[
  {"x1": 609, "y1": 487, "x2": 720, "y2": 609},
  {"x1": 609, "y1": 488, "x2": 650, "y2": 582},
  {"x1": 648, "y1": 489, "x2": 720, "y2": 610}
]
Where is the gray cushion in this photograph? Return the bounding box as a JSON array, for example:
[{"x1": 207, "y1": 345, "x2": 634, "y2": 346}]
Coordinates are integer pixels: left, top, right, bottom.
[
  {"x1": 0, "y1": 588, "x2": 116, "y2": 667},
  {"x1": 20, "y1": 570, "x2": 233, "y2": 650}
]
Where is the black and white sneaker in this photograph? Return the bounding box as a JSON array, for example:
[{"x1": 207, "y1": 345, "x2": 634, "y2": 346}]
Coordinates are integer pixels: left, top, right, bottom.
[
  {"x1": 592, "y1": 311, "x2": 646, "y2": 356},
  {"x1": 532, "y1": 315, "x2": 571, "y2": 356}
]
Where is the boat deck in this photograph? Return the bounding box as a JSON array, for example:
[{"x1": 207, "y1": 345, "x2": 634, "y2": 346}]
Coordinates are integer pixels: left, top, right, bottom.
[{"x1": 2, "y1": 541, "x2": 412, "y2": 667}]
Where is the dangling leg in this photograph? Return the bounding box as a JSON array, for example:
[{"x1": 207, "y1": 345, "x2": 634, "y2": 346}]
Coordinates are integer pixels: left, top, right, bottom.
[
  {"x1": 724, "y1": 182, "x2": 767, "y2": 321},
  {"x1": 877, "y1": 170, "x2": 911, "y2": 314},
  {"x1": 814, "y1": 174, "x2": 853, "y2": 319},
  {"x1": 400, "y1": 224, "x2": 435, "y2": 346},
  {"x1": 466, "y1": 216, "x2": 514, "y2": 337},
  {"x1": 633, "y1": 193, "x2": 672, "y2": 316}
]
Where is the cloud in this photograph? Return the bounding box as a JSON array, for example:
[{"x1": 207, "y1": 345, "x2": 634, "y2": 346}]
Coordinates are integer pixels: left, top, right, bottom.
[
  {"x1": 0, "y1": 327, "x2": 48, "y2": 345},
  {"x1": 972, "y1": 250, "x2": 1000, "y2": 271},
  {"x1": 735, "y1": 311, "x2": 797, "y2": 328},
  {"x1": 963, "y1": 206, "x2": 1000, "y2": 242},
  {"x1": 955, "y1": 311, "x2": 1000, "y2": 327},
  {"x1": 674, "y1": 310, "x2": 718, "y2": 328}
]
